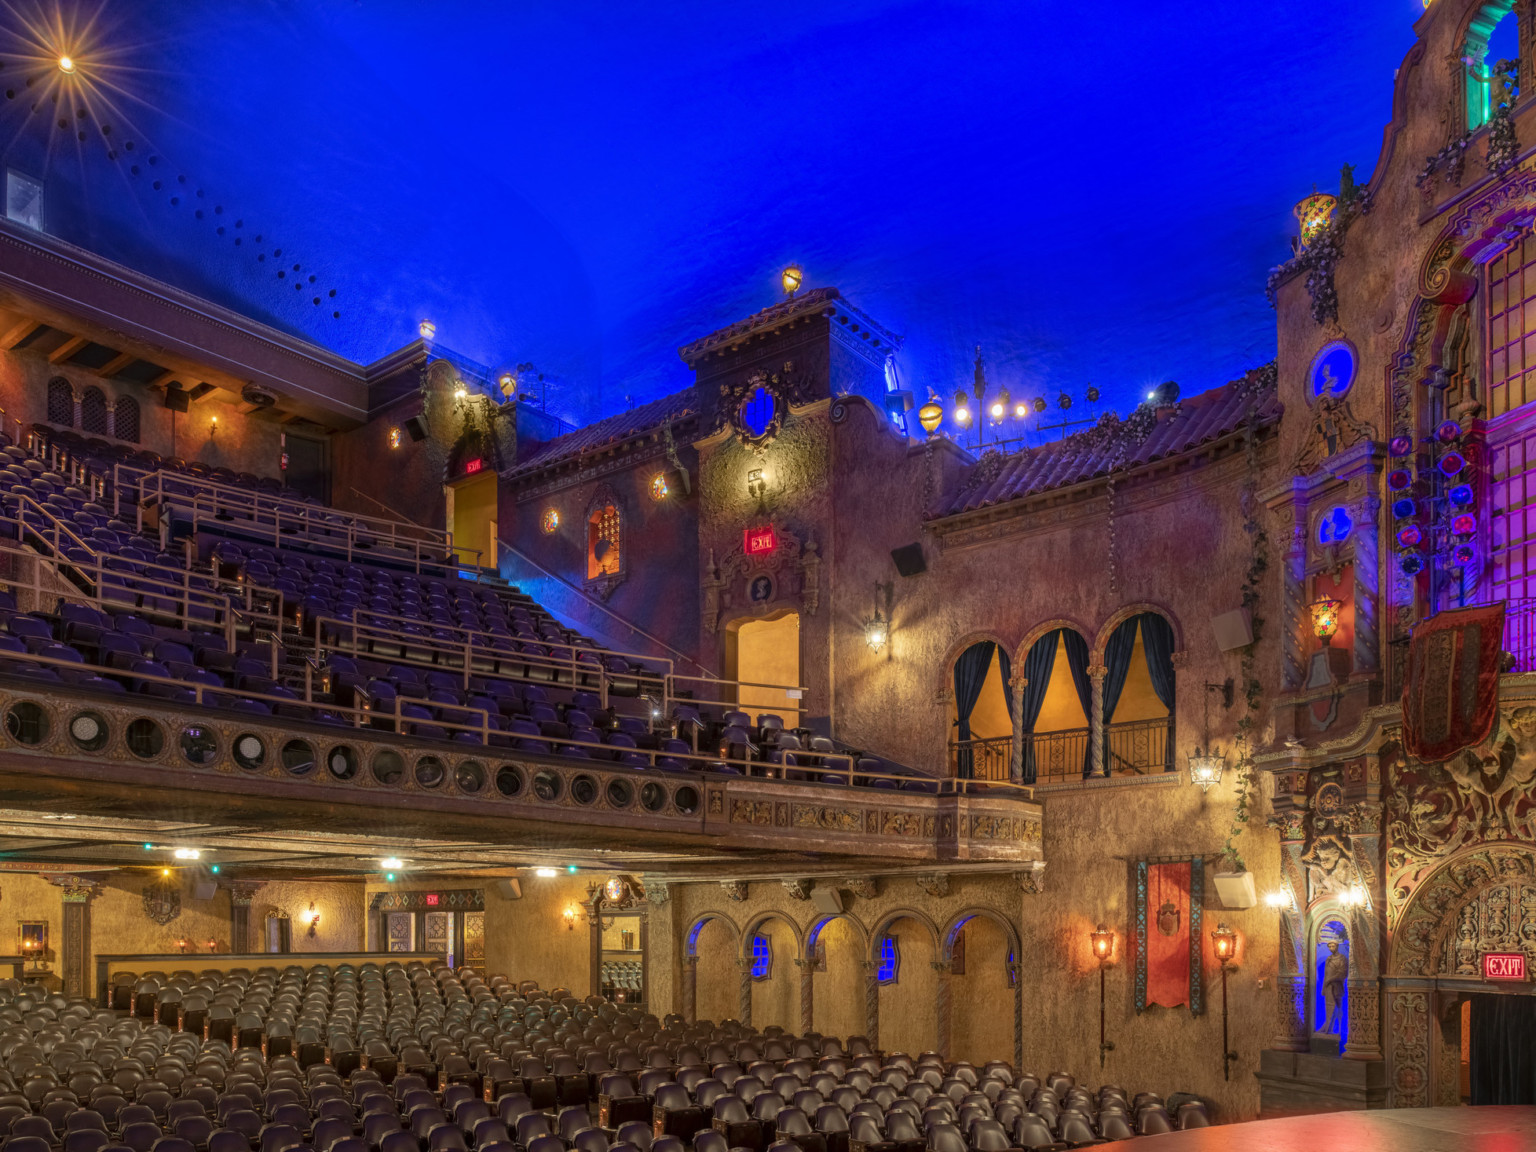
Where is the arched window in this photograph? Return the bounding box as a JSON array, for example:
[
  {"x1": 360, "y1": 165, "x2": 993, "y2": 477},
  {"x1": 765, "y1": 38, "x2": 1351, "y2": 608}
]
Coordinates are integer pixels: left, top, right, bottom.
[
  {"x1": 115, "y1": 396, "x2": 140, "y2": 444},
  {"x1": 46, "y1": 378, "x2": 73, "y2": 427},
  {"x1": 587, "y1": 502, "x2": 621, "y2": 580},
  {"x1": 876, "y1": 935, "x2": 900, "y2": 984},
  {"x1": 1016, "y1": 628, "x2": 1093, "y2": 784},
  {"x1": 950, "y1": 640, "x2": 1012, "y2": 780},
  {"x1": 749, "y1": 934, "x2": 772, "y2": 980},
  {"x1": 1103, "y1": 612, "x2": 1177, "y2": 774},
  {"x1": 1466, "y1": 5, "x2": 1519, "y2": 130},
  {"x1": 80, "y1": 387, "x2": 107, "y2": 435}
]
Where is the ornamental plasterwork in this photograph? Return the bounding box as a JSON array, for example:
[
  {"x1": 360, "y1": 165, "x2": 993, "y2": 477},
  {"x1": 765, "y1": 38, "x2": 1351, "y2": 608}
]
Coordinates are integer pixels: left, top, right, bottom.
[
  {"x1": 720, "y1": 880, "x2": 748, "y2": 903},
  {"x1": 782, "y1": 879, "x2": 812, "y2": 901}
]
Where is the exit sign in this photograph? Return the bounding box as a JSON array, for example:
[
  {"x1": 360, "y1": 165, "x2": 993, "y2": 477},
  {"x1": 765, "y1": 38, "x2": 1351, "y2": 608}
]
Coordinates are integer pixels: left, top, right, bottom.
[
  {"x1": 425, "y1": 893, "x2": 439, "y2": 907},
  {"x1": 463, "y1": 458, "x2": 483, "y2": 474},
  {"x1": 1483, "y1": 952, "x2": 1528, "y2": 981},
  {"x1": 744, "y1": 526, "x2": 776, "y2": 555}
]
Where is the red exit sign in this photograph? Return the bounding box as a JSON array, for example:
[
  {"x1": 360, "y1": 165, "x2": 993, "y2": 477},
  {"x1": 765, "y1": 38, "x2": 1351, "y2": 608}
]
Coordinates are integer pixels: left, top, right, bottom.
[
  {"x1": 425, "y1": 893, "x2": 439, "y2": 906},
  {"x1": 463, "y1": 458, "x2": 483, "y2": 474},
  {"x1": 1483, "y1": 952, "x2": 1528, "y2": 981},
  {"x1": 744, "y1": 526, "x2": 776, "y2": 555}
]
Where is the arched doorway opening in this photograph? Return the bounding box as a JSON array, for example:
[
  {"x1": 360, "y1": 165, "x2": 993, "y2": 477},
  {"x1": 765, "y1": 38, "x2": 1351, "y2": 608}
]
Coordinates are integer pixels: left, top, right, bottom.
[
  {"x1": 690, "y1": 914, "x2": 739, "y2": 1025},
  {"x1": 1099, "y1": 612, "x2": 1176, "y2": 776},
  {"x1": 808, "y1": 914, "x2": 866, "y2": 1040},
  {"x1": 746, "y1": 914, "x2": 800, "y2": 1032},
  {"x1": 1017, "y1": 628, "x2": 1091, "y2": 783},
  {"x1": 949, "y1": 640, "x2": 1012, "y2": 780},
  {"x1": 947, "y1": 913, "x2": 1017, "y2": 1066},
  {"x1": 874, "y1": 913, "x2": 938, "y2": 1056},
  {"x1": 446, "y1": 469, "x2": 498, "y2": 572},
  {"x1": 727, "y1": 612, "x2": 800, "y2": 725}
]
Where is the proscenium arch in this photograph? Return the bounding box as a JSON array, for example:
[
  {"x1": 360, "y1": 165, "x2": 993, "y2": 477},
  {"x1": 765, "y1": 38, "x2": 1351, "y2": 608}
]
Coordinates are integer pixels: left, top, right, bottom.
[
  {"x1": 1091, "y1": 603, "x2": 1183, "y2": 665},
  {"x1": 1386, "y1": 842, "x2": 1536, "y2": 977},
  {"x1": 684, "y1": 910, "x2": 740, "y2": 957},
  {"x1": 940, "y1": 906, "x2": 1022, "y2": 966}
]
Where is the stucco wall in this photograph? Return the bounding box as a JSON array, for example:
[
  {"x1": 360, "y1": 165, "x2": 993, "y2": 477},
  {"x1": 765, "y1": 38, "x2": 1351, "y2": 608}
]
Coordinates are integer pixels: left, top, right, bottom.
[{"x1": 251, "y1": 879, "x2": 366, "y2": 953}]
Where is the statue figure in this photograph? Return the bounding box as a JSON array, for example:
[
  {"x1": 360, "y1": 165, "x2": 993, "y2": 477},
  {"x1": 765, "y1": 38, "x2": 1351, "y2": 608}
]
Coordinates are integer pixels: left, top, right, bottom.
[{"x1": 1321, "y1": 940, "x2": 1348, "y2": 1033}]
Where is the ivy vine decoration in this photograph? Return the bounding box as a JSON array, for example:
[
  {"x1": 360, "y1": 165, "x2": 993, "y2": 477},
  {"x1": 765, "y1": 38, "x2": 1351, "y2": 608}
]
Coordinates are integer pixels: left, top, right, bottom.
[
  {"x1": 1487, "y1": 58, "x2": 1521, "y2": 176},
  {"x1": 1416, "y1": 135, "x2": 1471, "y2": 197},
  {"x1": 1222, "y1": 385, "x2": 1273, "y2": 873},
  {"x1": 1265, "y1": 172, "x2": 1373, "y2": 326}
]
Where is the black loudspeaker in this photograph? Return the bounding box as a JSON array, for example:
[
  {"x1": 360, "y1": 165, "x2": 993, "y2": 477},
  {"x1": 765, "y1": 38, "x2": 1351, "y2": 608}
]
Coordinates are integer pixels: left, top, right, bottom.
[
  {"x1": 496, "y1": 877, "x2": 522, "y2": 900},
  {"x1": 163, "y1": 386, "x2": 189, "y2": 413},
  {"x1": 891, "y1": 543, "x2": 926, "y2": 577},
  {"x1": 192, "y1": 879, "x2": 217, "y2": 902},
  {"x1": 403, "y1": 415, "x2": 429, "y2": 442}
]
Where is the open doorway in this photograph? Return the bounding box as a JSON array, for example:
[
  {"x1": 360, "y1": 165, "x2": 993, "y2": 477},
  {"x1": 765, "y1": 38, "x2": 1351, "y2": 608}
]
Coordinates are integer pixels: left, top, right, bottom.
[
  {"x1": 728, "y1": 612, "x2": 800, "y2": 724},
  {"x1": 446, "y1": 470, "x2": 498, "y2": 572},
  {"x1": 1468, "y1": 993, "x2": 1536, "y2": 1104}
]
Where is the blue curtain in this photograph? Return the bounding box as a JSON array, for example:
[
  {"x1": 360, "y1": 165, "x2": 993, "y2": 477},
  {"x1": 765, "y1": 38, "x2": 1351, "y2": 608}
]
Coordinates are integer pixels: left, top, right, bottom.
[
  {"x1": 1061, "y1": 630, "x2": 1094, "y2": 776},
  {"x1": 953, "y1": 641, "x2": 995, "y2": 779},
  {"x1": 1101, "y1": 617, "x2": 1140, "y2": 774},
  {"x1": 1138, "y1": 612, "x2": 1177, "y2": 771},
  {"x1": 1018, "y1": 631, "x2": 1060, "y2": 784}
]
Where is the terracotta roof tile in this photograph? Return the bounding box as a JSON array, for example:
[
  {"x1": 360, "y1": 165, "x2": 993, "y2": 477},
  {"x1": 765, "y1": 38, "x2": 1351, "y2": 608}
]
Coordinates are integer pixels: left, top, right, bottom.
[
  {"x1": 677, "y1": 287, "x2": 901, "y2": 365},
  {"x1": 508, "y1": 388, "x2": 697, "y2": 478},
  {"x1": 928, "y1": 368, "x2": 1280, "y2": 520}
]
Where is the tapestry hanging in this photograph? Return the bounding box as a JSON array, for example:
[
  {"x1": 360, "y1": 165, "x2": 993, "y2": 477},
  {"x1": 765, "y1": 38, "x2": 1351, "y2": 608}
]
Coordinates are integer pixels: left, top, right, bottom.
[
  {"x1": 1402, "y1": 602, "x2": 1506, "y2": 762},
  {"x1": 1134, "y1": 857, "x2": 1203, "y2": 1016}
]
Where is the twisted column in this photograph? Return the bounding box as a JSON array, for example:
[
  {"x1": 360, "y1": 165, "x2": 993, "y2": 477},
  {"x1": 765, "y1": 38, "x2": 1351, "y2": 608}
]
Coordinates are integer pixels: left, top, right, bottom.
[
  {"x1": 1011, "y1": 960, "x2": 1024, "y2": 1071},
  {"x1": 795, "y1": 958, "x2": 814, "y2": 1034},
  {"x1": 1089, "y1": 666, "x2": 1107, "y2": 778},
  {"x1": 681, "y1": 955, "x2": 698, "y2": 1024},
  {"x1": 1008, "y1": 672, "x2": 1026, "y2": 782},
  {"x1": 1352, "y1": 496, "x2": 1381, "y2": 675},
  {"x1": 933, "y1": 961, "x2": 953, "y2": 1059},
  {"x1": 862, "y1": 960, "x2": 880, "y2": 1050},
  {"x1": 736, "y1": 957, "x2": 753, "y2": 1027}
]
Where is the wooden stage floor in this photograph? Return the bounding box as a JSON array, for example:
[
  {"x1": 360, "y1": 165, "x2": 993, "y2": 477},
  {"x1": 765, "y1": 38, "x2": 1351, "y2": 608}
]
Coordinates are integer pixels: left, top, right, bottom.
[{"x1": 1100, "y1": 1107, "x2": 1536, "y2": 1150}]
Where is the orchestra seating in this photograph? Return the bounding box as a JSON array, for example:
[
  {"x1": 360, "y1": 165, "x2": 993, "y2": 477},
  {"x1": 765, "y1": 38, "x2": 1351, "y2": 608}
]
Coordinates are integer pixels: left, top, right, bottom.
[
  {"x1": 0, "y1": 442, "x2": 928, "y2": 791},
  {"x1": 0, "y1": 960, "x2": 1209, "y2": 1152}
]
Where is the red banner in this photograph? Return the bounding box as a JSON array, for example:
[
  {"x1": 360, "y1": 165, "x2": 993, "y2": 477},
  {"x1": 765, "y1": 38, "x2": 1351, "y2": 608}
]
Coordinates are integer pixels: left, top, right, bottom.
[
  {"x1": 1402, "y1": 603, "x2": 1506, "y2": 763},
  {"x1": 1146, "y1": 861, "x2": 1191, "y2": 1009}
]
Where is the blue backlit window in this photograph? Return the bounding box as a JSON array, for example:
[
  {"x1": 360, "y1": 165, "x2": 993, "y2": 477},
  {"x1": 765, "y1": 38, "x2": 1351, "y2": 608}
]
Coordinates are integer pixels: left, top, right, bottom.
[
  {"x1": 750, "y1": 934, "x2": 772, "y2": 980},
  {"x1": 876, "y1": 935, "x2": 900, "y2": 984},
  {"x1": 739, "y1": 387, "x2": 776, "y2": 438},
  {"x1": 1317, "y1": 505, "x2": 1352, "y2": 545}
]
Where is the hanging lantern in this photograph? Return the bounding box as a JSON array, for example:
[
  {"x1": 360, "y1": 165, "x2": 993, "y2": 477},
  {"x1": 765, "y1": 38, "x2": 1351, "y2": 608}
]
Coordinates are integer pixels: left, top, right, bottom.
[
  {"x1": 1187, "y1": 748, "x2": 1225, "y2": 793},
  {"x1": 1294, "y1": 192, "x2": 1339, "y2": 247}
]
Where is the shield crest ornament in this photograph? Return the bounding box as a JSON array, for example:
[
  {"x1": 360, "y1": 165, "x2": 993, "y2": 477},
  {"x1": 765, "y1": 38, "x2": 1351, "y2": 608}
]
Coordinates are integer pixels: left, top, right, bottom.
[
  {"x1": 143, "y1": 879, "x2": 181, "y2": 926},
  {"x1": 1157, "y1": 900, "x2": 1180, "y2": 937}
]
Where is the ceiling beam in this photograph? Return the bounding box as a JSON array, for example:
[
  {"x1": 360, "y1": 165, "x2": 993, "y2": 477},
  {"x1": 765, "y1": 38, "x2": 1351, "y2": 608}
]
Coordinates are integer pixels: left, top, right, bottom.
[
  {"x1": 0, "y1": 316, "x2": 39, "y2": 351},
  {"x1": 94, "y1": 351, "x2": 137, "y2": 378},
  {"x1": 46, "y1": 335, "x2": 90, "y2": 364}
]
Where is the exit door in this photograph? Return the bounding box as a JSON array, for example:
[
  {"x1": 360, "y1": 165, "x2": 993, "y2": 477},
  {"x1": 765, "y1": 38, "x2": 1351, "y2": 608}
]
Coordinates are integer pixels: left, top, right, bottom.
[{"x1": 1469, "y1": 993, "x2": 1536, "y2": 1104}]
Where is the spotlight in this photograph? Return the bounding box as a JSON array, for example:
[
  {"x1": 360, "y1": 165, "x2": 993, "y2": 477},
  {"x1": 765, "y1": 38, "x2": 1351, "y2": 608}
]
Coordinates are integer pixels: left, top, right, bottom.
[
  {"x1": 1013, "y1": 402, "x2": 1028, "y2": 418},
  {"x1": 172, "y1": 848, "x2": 200, "y2": 861},
  {"x1": 1391, "y1": 497, "x2": 1416, "y2": 519},
  {"x1": 1263, "y1": 891, "x2": 1290, "y2": 909},
  {"x1": 1453, "y1": 513, "x2": 1477, "y2": 537},
  {"x1": 535, "y1": 867, "x2": 559, "y2": 878},
  {"x1": 1389, "y1": 435, "x2": 1413, "y2": 456},
  {"x1": 566, "y1": 864, "x2": 579, "y2": 874},
  {"x1": 160, "y1": 868, "x2": 170, "y2": 877},
  {"x1": 384, "y1": 872, "x2": 396, "y2": 883},
  {"x1": 380, "y1": 857, "x2": 404, "y2": 869},
  {"x1": 989, "y1": 399, "x2": 1005, "y2": 420},
  {"x1": 1439, "y1": 452, "x2": 1466, "y2": 477},
  {"x1": 210, "y1": 865, "x2": 220, "y2": 874},
  {"x1": 1387, "y1": 469, "x2": 1413, "y2": 491},
  {"x1": 1396, "y1": 525, "x2": 1423, "y2": 548},
  {"x1": 1450, "y1": 484, "x2": 1474, "y2": 506},
  {"x1": 57, "y1": 56, "x2": 75, "y2": 75}
]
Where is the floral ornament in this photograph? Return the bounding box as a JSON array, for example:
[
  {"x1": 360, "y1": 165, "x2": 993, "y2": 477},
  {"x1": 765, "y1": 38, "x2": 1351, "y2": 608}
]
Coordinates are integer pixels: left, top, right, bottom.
[
  {"x1": 1416, "y1": 135, "x2": 1470, "y2": 198},
  {"x1": 1487, "y1": 58, "x2": 1521, "y2": 177}
]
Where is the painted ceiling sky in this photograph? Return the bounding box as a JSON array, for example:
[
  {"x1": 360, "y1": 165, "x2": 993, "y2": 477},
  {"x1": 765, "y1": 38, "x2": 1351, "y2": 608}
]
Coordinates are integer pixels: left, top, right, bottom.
[{"x1": 0, "y1": 1, "x2": 1423, "y2": 431}]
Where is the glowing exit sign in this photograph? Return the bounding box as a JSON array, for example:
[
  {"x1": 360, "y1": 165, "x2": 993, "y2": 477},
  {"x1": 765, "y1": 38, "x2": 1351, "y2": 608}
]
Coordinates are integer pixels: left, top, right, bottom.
[
  {"x1": 463, "y1": 458, "x2": 483, "y2": 474},
  {"x1": 425, "y1": 893, "x2": 440, "y2": 906},
  {"x1": 1483, "y1": 952, "x2": 1528, "y2": 981},
  {"x1": 744, "y1": 526, "x2": 776, "y2": 555}
]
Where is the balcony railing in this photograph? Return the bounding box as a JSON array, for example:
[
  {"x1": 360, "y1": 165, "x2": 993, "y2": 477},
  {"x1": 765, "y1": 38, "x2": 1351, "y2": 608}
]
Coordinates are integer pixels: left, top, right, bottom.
[{"x1": 951, "y1": 716, "x2": 1171, "y2": 784}]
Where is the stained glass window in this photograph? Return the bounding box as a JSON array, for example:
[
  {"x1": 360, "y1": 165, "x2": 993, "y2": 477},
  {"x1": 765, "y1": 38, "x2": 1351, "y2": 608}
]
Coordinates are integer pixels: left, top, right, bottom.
[
  {"x1": 876, "y1": 935, "x2": 899, "y2": 984},
  {"x1": 750, "y1": 934, "x2": 771, "y2": 980}
]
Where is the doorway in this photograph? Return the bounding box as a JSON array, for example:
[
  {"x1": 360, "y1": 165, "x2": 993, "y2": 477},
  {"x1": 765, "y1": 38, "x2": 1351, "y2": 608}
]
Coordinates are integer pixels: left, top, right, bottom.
[
  {"x1": 285, "y1": 434, "x2": 329, "y2": 503},
  {"x1": 729, "y1": 612, "x2": 800, "y2": 724},
  {"x1": 1468, "y1": 993, "x2": 1536, "y2": 1104},
  {"x1": 447, "y1": 470, "x2": 498, "y2": 572}
]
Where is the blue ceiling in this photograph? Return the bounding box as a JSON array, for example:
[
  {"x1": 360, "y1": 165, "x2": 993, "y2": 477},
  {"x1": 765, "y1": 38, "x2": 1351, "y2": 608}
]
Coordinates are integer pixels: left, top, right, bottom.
[{"x1": 0, "y1": 1, "x2": 1420, "y2": 432}]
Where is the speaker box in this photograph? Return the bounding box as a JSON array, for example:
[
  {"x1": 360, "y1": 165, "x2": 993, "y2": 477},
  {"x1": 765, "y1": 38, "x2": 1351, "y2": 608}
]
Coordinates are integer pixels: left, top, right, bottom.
[
  {"x1": 192, "y1": 879, "x2": 217, "y2": 902},
  {"x1": 163, "y1": 386, "x2": 189, "y2": 413},
  {"x1": 891, "y1": 543, "x2": 926, "y2": 577},
  {"x1": 811, "y1": 887, "x2": 844, "y2": 915},
  {"x1": 496, "y1": 877, "x2": 522, "y2": 900},
  {"x1": 1211, "y1": 608, "x2": 1253, "y2": 652},
  {"x1": 404, "y1": 415, "x2": 429, "y2": 442}
]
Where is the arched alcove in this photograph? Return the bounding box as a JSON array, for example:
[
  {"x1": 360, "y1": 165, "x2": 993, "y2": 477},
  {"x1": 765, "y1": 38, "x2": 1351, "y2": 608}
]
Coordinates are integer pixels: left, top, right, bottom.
[
  {"x1": 745, "y1": 913, "x2": 800, "y2": 1032},
  {"x1": 872, "y1": 909, "x2": 940, "y2": 1056},
  {"x1": 689, "y1": 913, "x2": 740, "y2": 1024},
  {"x1": 946, "y1": 913, "x2": 1016, "y2": 1066},
  {"x1": 809, "y1": 914, "x2": 867, "y2": 1040}
]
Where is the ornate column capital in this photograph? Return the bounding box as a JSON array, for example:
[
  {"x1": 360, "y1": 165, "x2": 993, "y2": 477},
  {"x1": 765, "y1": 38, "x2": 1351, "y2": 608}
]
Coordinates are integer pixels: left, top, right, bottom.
[
  {"x1": 913, "y1": 873, "x2": 950, "y2": 898},
  {"x1": 1088, "y1": 665, "x2": 1108, "y2": 681},
  {"x1": 735, "y1": 956, "x2": 753, "y2": 971},
  {"x1": 720, "y1": 880, "x2": 748, "y2": 903},
  {"x1": 1168, "y1": 651, "x2": 1190, "y2": 671},
  {"x1": 1014, "y1": 862, "x2": 1046, "y2": 894},
  {"x1": 44, "y1": 873, "x2": 103, "y2": 903},
  {"x1": 782, "y1": 879, "x2": 812, "y2": 901},
  {"x1": 844, "y1": 877, "x2": 879, "y2": 900},
  {"x1": 225, "y1": 880, "x2": 266, "y2": 907},
  {"x1": 681, "y1": 954, "x2": 698, "y2": 969}
]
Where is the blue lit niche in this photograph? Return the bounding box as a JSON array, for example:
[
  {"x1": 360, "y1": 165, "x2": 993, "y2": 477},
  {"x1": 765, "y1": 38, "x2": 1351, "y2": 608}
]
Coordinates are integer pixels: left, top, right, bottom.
[
  {"x1": 1314, "y1": 918, "x2": 1349, "y2": 1045},
  {"x1": 876, "y1": 935, "x2": 900, "y2": 983},
  {"x1": 1317, "y1": 505, "x2": 1353, "y2": 546},
  {"x1": 1309, "y1": 341, "x2": 1356, "y2": 401},
  {"x1": 739, "y1": 387, "x2": 777, "y2": 438},
  {"x1": 750, "y1": 933, "x2": 772, "y2": 980}
]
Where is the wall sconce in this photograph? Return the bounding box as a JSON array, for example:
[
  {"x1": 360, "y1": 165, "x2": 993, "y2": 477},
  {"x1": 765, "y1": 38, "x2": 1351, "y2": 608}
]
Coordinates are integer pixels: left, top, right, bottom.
[
  {"x1": 1211, "y1": 923, "x2": 1239, "y2": 1081},
  {"x1": 452, "y1": 384, "x2": 468, "y2": 404},
  {"x1": 1310, "y1": 597, "x2": 1342, "y2": 646},
  {"x1": 781, "y1": 265, "x2": 803, "y2": 297},
  {"x1": 562, "y1": 906, "x2": 579, "y2": 931},
  {"x1": 174, "y1": 938, "x2": 190, "y2": 954},
  {"x1": 1090, "y1": 925, "x2": 1116, "y2": 1068},
  {"x1": 205, "y1": 939, "x2": 218, "y2": 953},
  {"x1": 419, "y1": 320, "x2": 436, "y2": 341},
  {"x1": 300, "y1": 902, "x2": 320, "y2": 937},
  {"x1": 209, "y1": 415, "x2": 218, "y2": 437},
  {"x1": 389, "y1": 428, "x2": 402, "y2": 450},
  {"x1": 1340, "y1": 883, "x2": 1371, "y2": 909}
]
